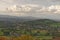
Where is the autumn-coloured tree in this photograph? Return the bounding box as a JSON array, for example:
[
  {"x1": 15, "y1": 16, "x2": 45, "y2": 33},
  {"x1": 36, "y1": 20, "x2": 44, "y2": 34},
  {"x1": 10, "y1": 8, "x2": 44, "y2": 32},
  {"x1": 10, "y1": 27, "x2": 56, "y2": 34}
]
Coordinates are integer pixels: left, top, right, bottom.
[
  {"x1": 10, "y1": 37, "x2": 19, "y2": 40},
  {"x1": 19, "y1": 35, "x2": 35, "y2": 40},
  {"x1": 0, "y1": 36, "x2": 8, "y2": 40}
]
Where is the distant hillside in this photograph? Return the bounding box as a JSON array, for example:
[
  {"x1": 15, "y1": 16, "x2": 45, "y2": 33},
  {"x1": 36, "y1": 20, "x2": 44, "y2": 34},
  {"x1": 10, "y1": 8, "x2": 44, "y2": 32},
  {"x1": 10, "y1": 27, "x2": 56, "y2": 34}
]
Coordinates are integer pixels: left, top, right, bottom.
[
  {"x1": 0, "y1": 16, "x2": 60, "y2": 31},
  {"x1": 0, "y1": 15, "x2": 37, "y2": 22},
  {"x1": 23, "y1": 19, "x2": 57, "y2": 25},
  {"x1": 20, "y1": 19, "x2": 60, "y2": 30}
]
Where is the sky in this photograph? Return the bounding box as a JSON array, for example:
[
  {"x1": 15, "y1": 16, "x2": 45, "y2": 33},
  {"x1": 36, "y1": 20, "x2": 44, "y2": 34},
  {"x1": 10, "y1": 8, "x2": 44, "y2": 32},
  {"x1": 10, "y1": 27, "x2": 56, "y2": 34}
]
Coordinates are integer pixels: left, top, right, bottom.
[{"x1": 0, "y1": 0, "x2": 60, "y2": 20}]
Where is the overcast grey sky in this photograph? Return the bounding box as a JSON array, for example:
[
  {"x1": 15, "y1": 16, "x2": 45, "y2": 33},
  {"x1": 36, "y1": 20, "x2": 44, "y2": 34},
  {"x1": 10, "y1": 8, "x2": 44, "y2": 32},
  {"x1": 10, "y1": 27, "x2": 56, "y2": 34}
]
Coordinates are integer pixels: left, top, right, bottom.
[
  {"x1": 0, "y1": 0, "x2": 60, "y2": 6},
  {"x1": 0, "y1": 0, "x2": 60, "y2": 20}
]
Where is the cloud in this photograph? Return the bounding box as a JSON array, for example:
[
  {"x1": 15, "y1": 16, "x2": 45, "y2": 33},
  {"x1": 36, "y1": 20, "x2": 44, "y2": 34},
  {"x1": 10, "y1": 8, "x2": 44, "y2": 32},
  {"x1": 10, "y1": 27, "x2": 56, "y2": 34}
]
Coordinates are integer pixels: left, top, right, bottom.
[
  {"x1": 0, "y1": 4, "x2": 40, "y2": 16},
  {"x1": 36, "y1": 5, "x2": 60, "y2": 13},
  {"x1": 48, "y1": 5, "x2": 60, "y2": 13},
  {"x1": 6, "y1": 4, "x2": 40, "y2": 12},
  {"x1": 0, "y1": 0, "x2": 60, "y2": 18},
  {"x1": 1, "y1": 4, "x2": 60, "y2": 15}
]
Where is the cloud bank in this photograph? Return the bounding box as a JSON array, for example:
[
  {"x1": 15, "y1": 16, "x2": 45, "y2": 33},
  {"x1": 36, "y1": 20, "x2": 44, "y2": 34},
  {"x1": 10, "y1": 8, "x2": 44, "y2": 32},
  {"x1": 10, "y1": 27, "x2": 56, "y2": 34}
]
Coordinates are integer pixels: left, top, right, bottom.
[
  {"x1": 0, "y1": 4, "x2": 59, "y2": 17},
  {"x1": 4, "y1": 4, "x2": 60, "y2": 14}
]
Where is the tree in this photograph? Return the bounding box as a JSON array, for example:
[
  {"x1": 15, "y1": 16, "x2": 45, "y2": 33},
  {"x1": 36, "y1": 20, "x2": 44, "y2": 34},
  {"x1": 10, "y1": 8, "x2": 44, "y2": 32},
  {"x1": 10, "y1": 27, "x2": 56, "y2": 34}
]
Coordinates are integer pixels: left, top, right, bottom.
[
  {"x1": 19, "y1": 35, "x2": 35, "y2": 40},
  {"x1": 0, "y1": 36, "x2": 8, "y2": 40}
]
